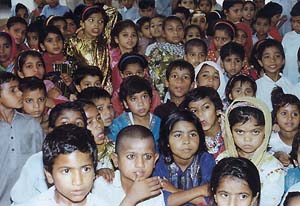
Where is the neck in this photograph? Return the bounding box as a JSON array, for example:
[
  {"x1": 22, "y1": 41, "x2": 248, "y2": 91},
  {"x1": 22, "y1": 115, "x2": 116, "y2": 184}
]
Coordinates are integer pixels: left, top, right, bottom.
[
  {"x1": 120, "y1": 47, "x2": 132, "y2": 54},
  {"x1": 265, "y1": 71, "x2": 280, "y2": 81},
  {"x1": 0, "y1": 60, "x2": 10, "y2": 68},
  {"x1": 256, "y1": 33, "x2": 268, "y2": 40},
  {"x1": 279, "y1": 130, "x2": 297, "y2": 146},
  {"x1": 132, "y1": 113, "x2": 150, "y2": 128},
  {"x1": 170, "y1": 95, "x2": 185, "y2": 107},
  {"x1": 173, "y1": 155, "x2": 194, "y2": 171},
  {"x1": 120, "y1": 176, "x2": 133, "y2": 194},
  {"x1": 54, "y1": 189, "x2": 87, "y2": 206},
  {"x1": 204, "y1": 121, "x2": 221, "y2": 138},
  {"x1": 0, "y1": 105, "x2": 15, "y2": 124},
  {"x1": 238, "y1": 149, "x2": 254, "y2": 160},
  {"x1": 156, "y1": 37, "x2": 165, "y2": 43},
  {"x1": 84, "y1": 33, "x2": 97, "y2": 41}
]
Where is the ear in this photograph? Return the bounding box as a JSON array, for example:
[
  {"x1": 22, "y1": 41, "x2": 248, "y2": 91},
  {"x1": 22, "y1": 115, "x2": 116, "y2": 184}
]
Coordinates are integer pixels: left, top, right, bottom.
[
  {"x1": 258, "y1": 59, "x2": 264, "y2": 67},
  {"x1": 229, "y1": 93, "x2": 233, "y2": 100},
  {"x1": 75, "y1": 84, "x2": 81, "y2": 93},
  {"x1": 189, "y1": 81, "x2": 195, "y2": 90},
  {"x1": 114, "y1": 36, "x2": 119, "y2": 44},
  {"x1": 224, "y1": 9, "x2": 229, "y2": 17},
  {"x1": 251, "y1": 193, "x2": 259, "y2": 206},
  {"x1": 122, "y1": 100, "x2": 128, "y2": 109},
  {"x1": 39, "y1": 43, "x2": 46, "y2": 52},
  {"x1": 183, "y1": 54, "x2": 187, "y2": 61},
  {"x1": 165, "y1": 79, "x2": 169, "y2": 88},
  {"x1": 17, "y1": 71, "x2": 24, "y2": 78},
  {"x1": 220, "y1": 60, "x2": 224, "y2": 68},
  {"x1": 111, "y1": 153, "x2": 119, "y2": 168},
  {"x1": 120, "y1": 72, "x2": 125, "y2": 79},
  {"x1": 44, "y1": 169, "x2": 54, "y2": 184}
]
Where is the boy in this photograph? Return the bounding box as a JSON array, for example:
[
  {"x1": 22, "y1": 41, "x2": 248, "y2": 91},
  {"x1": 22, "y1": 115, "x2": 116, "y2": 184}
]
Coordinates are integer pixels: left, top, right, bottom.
[
  {"x1": 93, "y1": 125, "x2": 164, "y2": 206},
  {"x1": 252, "y1": 11, "x2": 273, "y2": 45},
  {"x1": 222, "y1": 0, "x2": 243, "y2": 23},
  {"x1": 282, "y1": 1, "x2": 300, "y2": 84},
  {"x1": 0, "y1": 71, "x2": 43, "y2": 206},
  {"x1": 184, "y1": 38, "x2": 207, "y2": 68},
  {"x1": 172, "y1": 6, "x2": 190, "y2": 27},
  {"x1": 182, "y1": 86, "x2": 224, "y2": 159},
  {"x1": 154, "y1": 60, "x2": 195, "y2": 121},
  {"x1": 118, "y1": 0, "x2": 140, "y2": 21},
  {"x1": 40, "y1": 0, "x2": 70, "y2": 18},
  {"x1": 145, "y1": 15, "x2": 165, "y2": 56},
  {"x1": 15, "y1": 124, "x2": 110, "y2": 206},
  {"x1": 136, "y1": 0, "x2": 156, "y2": 22}
]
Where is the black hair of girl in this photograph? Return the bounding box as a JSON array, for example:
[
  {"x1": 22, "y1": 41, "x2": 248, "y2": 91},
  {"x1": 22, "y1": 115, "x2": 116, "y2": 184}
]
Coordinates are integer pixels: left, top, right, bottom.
[
  {"x1": 243, "y1": 0, "x2": 256, "y2": 10},
  {"x1": 249, "y1": 39, "x2": 264, "y2": 74},
  {"x1": 210, "y1": 157, "x2": 261, "y2": 206},
  {"x1": 228, "y1": 106, "x2": 265, "y2": 129},
  {"x1": 220, "y1": 41, "x2": 245, "y2": 61},
  {"x1": 162, "y1": 15, "x2": 184, "y2": 31},
  {"x1": 256, "y1": 39, "x2": 285, "y2": 63},
  {"x1": 110, "y1": 20, "x2": 139, "y2": 51},
  {"x1": 283, "y1": 192, "x2": 300, "y2": 206},
  {"x1": 38, "y1": 25, "x2": 64, "y2": 51},
  {"x1": 271, "y1": 86, "x2": 300, "y2": 124},
  {"x1": 15, "y1": 3, "x2": 29, "y2": 15},
  {"x1": 206, "y1": 11, "x2": 223, "y2": 37},
  {"x1": 298, "y1": 46, "x2": 300, "y2": 62},
  {"x1": 158, "y1": 110, "x2": 207, "y2": 164},
  {"x1": 225, "y1": 74, "x2": 257, "y2": 103},
  {"x1": 0, "y1": 32, "x2": 12, "y2": 46},
  {"x1": 45, "y1": 15, "x2": 67, "y2": 27},
  {"x1": 118, "y1": 52, "x2": 148, "y2": 72},
  {"x1": 213, "y1": 19, "x2": 236, "y2": 40},
  {"x1": 136, "y1": 16, "x2": 151, "y2": 32},
  {"x1": 81, "y1": 5, "x2": 109, "y2": 27},
  {"x1": 15, "y1": 50, "x2": 45, "y2": 75},
  {"x1": 290, "y1": 132, "x2": 300, "y2": 167}
]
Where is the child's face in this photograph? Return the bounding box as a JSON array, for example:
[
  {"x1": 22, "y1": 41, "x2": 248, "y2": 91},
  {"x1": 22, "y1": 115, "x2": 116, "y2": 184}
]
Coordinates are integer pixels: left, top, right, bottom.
[
  {"x1": 46, "y1": 0, "x2": 59, "y2": 8},
  {"x1": 190, "y1": 14, "x2": 207, "y2": 32},
  {"x1": 196, "y1": 65, "x2": 220, "y2": 90},
  {"x1": 198, "y1": 0, "x2": 212, "y2": 13},
  {"x1": 0, "y1": 36, "x2": 12, "y2": 66},
  {"x1": 229, "y1": 81, "x2": 255, "y2": 101},
  {"x1": 291, "y1": 16, "x2": 300, "y2": 33},
  {"x1": 18, "y1": 56, "x2": 45, "y2": 79},
  {"x1": 242, "y1": 3, "x2": 255, "y2": 22},
  {"x1": 140, "y1": 22, "x2": 152, "y2": 39},
  {"x1": 188, "y1": 97, "x2": 219, "y2": 133},
  {"x1": 254, "y1": 18, "x2": 270, "y2": 37},
  {"x1": 114, "y1": 27, "x2": 138, "y2": 52},
  {"x1": 40, "y1": 32, "x2": 63, "y2": 55},
  {"x1": 121, "y1": 0, "x2": 134, "y2": 9},
  {"x1": 163, "y1": 20, "x2": 184, "y2": 44},
  {"x1": 139, "y1": 7, "x2": 155, "y2": 18},
  {"x1": 27, "y1": 32, "x2": 39, "y2": 50},
  {"x1": 84, "y1": 105, "x2": 105, "y2": 144},
  {"x1": 179, "y1": 0, "x2": 195, "y2": 10},
  {"x1": 22, "y1": 89, "x2": 46, "y2": 118},
  {"x1": 225, "y1": 3, "x2": 243, "y2": 23},
  {"x1": 234, "y1": 29, "x2": 247, "y2": 46},
  {"x1": 231, "y1": 117, "x2": 265, "y2": 159},
  {"x1": 184, "y1": 46, "x2": 206, "y2": 68},
  {"x1": 54, "y1": 110, "x2": 85, "y2": 128},
  {"x1": 121, "y1": 63, "x2": 145, "y2": 79},
  {"x1": 34, "y1": 0, "x2": 46, "y2": 7},
  {"x1": 45, "y1": 151, "x2": 95, "y2": 205},
  {"x1": 0, "y1": 80, "x2": 23, "y2": 109},
  {"x1": 258, "y1": 46, "x2": 285, "y2": 77},
  {"x1": 286, "y1": 196, "x2": 300, "y2": 206},
  {"x1": 276, "y1": 104, "x2": 300, "y2": 133},
  {"x1": 112, "y1": 138, "x2": 158, "y2": 186},
  {"x1": 254, "y1": 0, "x2": 265, "y2": 10},
  {"x1": 77, "y1": 75, "x2": 102, "y2": 92},
  {"x1": 213, "y1": 30, "x2": 231, "y2": 52},
  {"x1": 94, "y1": 97, "x2": 114, "y2": 127},
  {"x1": 185, "y1": 27, "x2": 201, "y2": 42},
  {"x1": 150, "y1": 18, "x2": 163, "y2": 39},
  {"x1": 168, "y1": 120, "x2": 200, "y2": 165},
  {"x1": 214, "y1": 176, "x2": 257, "y2": 206},
  {"x1": 8, "y1": 23, "x2": 26, "y2": 45},
  {"x1": 82, "y1": 13, "x2": 105, "y2": 39},
  {"x1": 221, "y1": 54, "x2": 243, "y2": 77},
  {"x1": 66, "y1": 19, "x2": 77, "y2": 37},
  {"x1": 166, "y1": 67, "x2": 194, "y2": 98},
  {"x1": 53, "y1": 20, "x2": 67, "y2": 37},
  {"x1": 16, "y1": 8, "x2": 29, "y2": 23},
  {"x1": 123, "y1": 91, "x2": 151, "y2": 118},
  {"x1": 175, "y1": 13, "x2": 187, "y2": 26},
  {"x1": 271, "y1": 14, "x2": 281, "y2": 26}
]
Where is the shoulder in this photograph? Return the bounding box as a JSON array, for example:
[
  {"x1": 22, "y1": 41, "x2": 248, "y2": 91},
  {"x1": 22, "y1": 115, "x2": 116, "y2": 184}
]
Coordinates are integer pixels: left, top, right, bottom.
[{"x1": 260, "y1": 153, "x2": 285, "y2": 175}]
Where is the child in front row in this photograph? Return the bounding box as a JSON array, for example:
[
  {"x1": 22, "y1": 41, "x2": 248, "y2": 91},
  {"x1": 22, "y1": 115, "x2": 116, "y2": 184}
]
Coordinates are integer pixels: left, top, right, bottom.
[{"x1": 93, "y1": 125, "x2": 164, "y2": 206}]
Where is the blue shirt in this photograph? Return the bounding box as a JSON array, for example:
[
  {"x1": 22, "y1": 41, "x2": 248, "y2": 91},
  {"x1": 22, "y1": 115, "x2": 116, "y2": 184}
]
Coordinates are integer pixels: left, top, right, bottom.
[{"x1": 40, "y1": 4, "x2": 70, "y2": 18}]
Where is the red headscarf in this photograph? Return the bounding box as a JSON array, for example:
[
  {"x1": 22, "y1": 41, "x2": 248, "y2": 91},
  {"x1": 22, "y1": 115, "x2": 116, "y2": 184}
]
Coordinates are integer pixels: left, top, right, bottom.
[{"x1": 235, "y1": 22, "x2": 253, "y2": 59}]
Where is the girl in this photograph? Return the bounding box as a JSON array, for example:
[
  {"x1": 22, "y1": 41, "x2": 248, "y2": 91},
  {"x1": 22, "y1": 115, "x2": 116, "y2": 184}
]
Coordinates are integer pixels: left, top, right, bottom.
[
  {"x1": 0, "y1": 32, "x2": 16, "y2": 72},
  {"x1": 14, "y1": 3, "x2": 29, "y2": 23},
  {"x1": 242, "y1": 1, "x2": 256, "y2": 25},
  {"x1": 136, "y1": 17, "x2": 152, "y2": 55},
  {"x1": 282, "y1": 192, "x2": 300, "y2": 206},
  {"x1": 270, "y1": 87, "x2": 300, "y2": 167},
  {"x1": 44, "y1": 15, "x2": 67, "y2": 38},
  {"x1": 235, "y1": 22, "x2": 253, "y2": 61},
  {"x1": 154, "y1": 111, "x2": 215, "y2": 206},
  {"x1": 189, "y1": 11, "x2": 207, "y2": 40},
  {"x1": 207, "y1": 20, "x2": 236, "y2": 63},
  {"x1": 65, "y1": 6, "x2": 112, "y2": 93},
  {"x1": 145, "y1": 15, "x2": 165, "y2": 56},
  {"x1": 210, "y1": 157, "x2": 260, "y2": 206},
  {"x1": 110, "y1": 20, "x2": 138, "y2": 92},
  {"x1": 219, "y1": 96, "x2": 285, "y2": 206},
  {"x1": 184, "y1": 25, "x2": 201, "y2": 43}
]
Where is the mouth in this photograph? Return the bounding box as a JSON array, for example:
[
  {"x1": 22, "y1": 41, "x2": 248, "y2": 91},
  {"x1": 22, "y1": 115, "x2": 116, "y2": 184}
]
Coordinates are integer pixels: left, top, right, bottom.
[
  {"x1": 134, "y1": 171, "x2": 146, "y2": 178},
  {"x1": 92, "y1": 28, "x2": 100, "y2": 34},
  {"x1": 138, "y1": 109, "x2": 146, "y2": 113}
]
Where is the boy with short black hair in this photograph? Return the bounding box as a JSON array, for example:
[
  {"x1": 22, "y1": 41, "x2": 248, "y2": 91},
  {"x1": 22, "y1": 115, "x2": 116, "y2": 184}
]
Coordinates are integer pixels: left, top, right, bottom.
[
  {"x1": 93, "y1": 125, "x2": 164, "y2": 206},
  {"x1": 252, "y1": 11, "x2": 273, "y2": 45},
  {"x1": 137, "y1": 0, "x2": 156, "y2": 21},
  {"x1": 0, "y1": 71, "x2": 43, "y2": 206},
  {"x1": 184, "y1": 38, "x2": 207, "y2": 68}
]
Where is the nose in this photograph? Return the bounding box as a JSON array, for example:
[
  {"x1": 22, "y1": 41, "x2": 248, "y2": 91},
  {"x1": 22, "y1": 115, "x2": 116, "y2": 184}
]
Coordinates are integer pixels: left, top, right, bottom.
[
  {"x1": 182, "y1": 134, "x2": 190, "y2": 144},
  {"x1": 96, "y1": 118, "x2": 104, "y2": 131},
  {"x1": 33, "y1": 100, "x2": 39, "y2": 109},
  {"x1": 72, "y1": 170, "x2": 83, "y2": 186},
  {"x1": 135, "y1": 156, "x2": 144, "y2": 168}
]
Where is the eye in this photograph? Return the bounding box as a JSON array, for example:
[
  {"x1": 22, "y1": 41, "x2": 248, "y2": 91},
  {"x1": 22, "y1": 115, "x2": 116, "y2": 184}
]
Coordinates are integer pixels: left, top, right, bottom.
[
  {"x1": 38, "y1": 97, "x2": 46, "y2": 102},
  {"x1": 82, "y1": 166, "x2": 92, "y2": 173},
  {"x1": 280, "y1": 111, "x2": 287, "y2": 116},
  {"x1": 219, "y1": 192, "x2": 229, "y2": 198},
  {"x1": 234, "y1": 89, "x2": 241, "y2": 94},
  {"x1": 173, "y1": 132, "x2": 182, "y2": 138},
  {"x1": 25, "y1": 98, "x2": 33, "y2": 103},
  {"x1": 143, "y1": 154, "x2": 153, "y2": 160},
  {"x1": 130, "y1": 96, "x2": 136, "y2": 101},
  {"x1": 62, "y1": 168, "x2": 70, "y2": 174},
  {"x1": 190, "y1": 132, "x2": 198, "y2": 138},
  {"x1": 97, "y1": 106, "x2": 103, "y2": 111},
  {"x1": 239, "y1": 193, "x2": 249, "y2": 200},
  {"x1": 95, "y1": 82, "x2": 101, "y2": 87},
  {"x1": 234, "y1": 129, "x2": 244, "y2": 135},
  {"x1": 252, "y1": 129, "x2": 261, "y2": 135},
  {"x1": 189, "y1": 108, "x2": 197, "y2": 113},
  {"x1": 292, "y1": 112, "x2": 299, "y2": 117},
  {"x1": 171, "y1": 74, "x2": 178, "y2": 79},
  {"x1": 76, "y1": 120, "x2": 84, "y2": 127},
  {"x1": 183, "y1": 75, "x2": 191, "y2": 80},
  {"x1": 126, "y1": 154, "x2": 135, "y2": 160}
]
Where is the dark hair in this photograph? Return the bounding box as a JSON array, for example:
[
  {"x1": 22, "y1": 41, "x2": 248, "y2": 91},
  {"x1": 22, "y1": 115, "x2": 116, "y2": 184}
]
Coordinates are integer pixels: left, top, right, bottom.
[
  {"x1": 290, "y1": 132, "x2": 300, "y2": 167},
  {"x1": 45, "y1": 15, "x2": 67, "y2": 27},
  {"x1": 253, "y1": 10, "x2": 271, "y2": 26},
  {"x1": 27, "y1": 21, "x2": 43, "y2": 36},
  {"x1": 184, "y1": 25, "x2": 202, "y2": 40},
  {"x1": 184, "y1": 38, "x2": 208, "y2": 55},
  {"x1": 261, "y1": 2, "x2": 282, "y2": 19},
  {"x1": 73, "y1": 66, "x2": 103, "y2": 85},
  {"x1": 291, "y1": 1, "x2": 300, "y2": 17},
  {"x1": 118, "y1": 53, "x2": 148, "y2": 72},
  {"x1": 116, "y1": 125, "x2": 155, "y2": 154},
  {"x1": 220, "y1": 42, "x2": 245, "y2": 61},
  {"x1": 225, "y1": 74, "x2": 257, "y2": 102},
  {"x1": 222, "y1": 0, "x2": 244, "y2": 11},
  {"x1": 43, "y1": 124, "x2": 97, "y2": 173},
  {"x1": 136, "y1": 16, "x2": 151, "y2": 32},
  {"x1": 0, "y1": 32, "x2": 12, "y2": 46},
  {"x1": 298, "y1": 46, "x2": 300, "y2": 62},
  {"x1": 15, "y1": 50, "x2": 45, "y2": 75},
  {"x1": 81, "y1": 5, "x2": 109, "y2": 27},
  {"x1": 213, "y1": 20, "x2": 236, "y2": 40},
  {"x1": 6, "y1": 16, "x2": 27, "y2": 29},
  {"x1": 15, "y1": 3, "x2": 29, "y2": 15},
  {"x1": 76, "y1": 99, "x2": 96, "y2": 110},
  {"x1": 249, "y1": 39, "x2": 264, "y2": 74},
  {"x1": 166, "y1": 59, "x2": 195, "y2": 81},
  {"x1": 177, "y1": 0, "x2": 197, "y2": 7},
  {"x1": 172, "y1": 7, "x2": 190, "y2": 20},
  {"x1": 159, "y1": 111, "x2": 207, "y2": 164},
  {"x1": 48, "y1": 101, "x2": 87, "y2": 128},
  {"x1": 119, "y1": 75, "x2": 153, "y2": 102},
  {"x1": 210, "y1": 157, "x2": 260, "y2": 206},
  {"x1": 182, "y1": 86, "x2": 223, "y2": 111},
  {"x1": 243, "y1": 1, "x2": 256, "y2": 10},
  {"x1": 39, "y1": 25, "x2": 64, "y2": 51},
  {"x1": 162, "y1": 15, "x2": 184, "y2": 31},
  {"x1": 110, "y1": 20, "x2": 138, "y2": 50},
  {"x1": 283, "y1": 192, "x2": 300, "y2": 206},
  {"x1": 63, "y1": 11, "x2": 80, "y2": 28},
  {"x1": 0, "y1": 71, "x2": 18, "y2": 90},
  {"x1": 19, "y1": 76, "x2": 47, "y2": 96},
  {"x1": 77, "y1": 87, "x2": 111, "y2": 103},
  {"x1": 206, "y1": 11, "x2": 223, "y2": 37},
  {"x1": 271, "y1": 87, "x2": 300, "y2": 124},
  {"x1": 138, "y1": 0, "x2": 155, "y2": 9},
  {"x1": 228, "y1": 106, "x2": 265, "y2": 128}
]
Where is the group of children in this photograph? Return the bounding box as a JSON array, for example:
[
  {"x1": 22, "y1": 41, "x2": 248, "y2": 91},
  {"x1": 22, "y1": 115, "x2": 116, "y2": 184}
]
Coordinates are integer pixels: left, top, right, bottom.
[{"x1": 1, "y1": 0, "x2": 300, "y2": 205}]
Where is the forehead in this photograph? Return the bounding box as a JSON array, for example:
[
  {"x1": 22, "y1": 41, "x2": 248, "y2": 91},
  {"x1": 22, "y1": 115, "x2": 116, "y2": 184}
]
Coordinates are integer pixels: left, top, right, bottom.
[
  {"x1": 86, "y1": 12, "x2": 103, "y2": 19},
  {"x1": 118, "y1": 137, "x2": 155, "y2": 153},
  {"x1": 9, "y1": 23, "x2": 27, "y2": 30},
  {"x1": 150, "y1": 17, "x2": 163, "y2": 24},
  {"x1": 165, "y1": 19, "x2": 182, "y2": 27},
  {"x1": 228, "y1": 3, "x2": 243, "y2": 9},
  {"x1": 23, "y1": 88, "x2": 46, "y2": 96},
  {"x1": 0, "y1": 79, "x2": 19, "y2": 89},
  {"x1": 24, "y1": 55, "x2": 42, "y2": 63},
  {"x1": 189, "y1": 96, "x2": 214, "y2": 107},
  {"x1": 172, "y1": 120, "x2": 197, "y2": 131},
  {"x1": 0, "y1": 36, "x2": 11, "y2": 44},
  {"x1": 200, "y1": 65, "x2": 218, "y2": 73},
  {"x1": 53, "y1": 151, "x2": 93, "y2": 167},
  {"x1": 256, "y1": 17, "x2": 269, "y2": 23},
  {"x1": 58, "y1": 110, "x2": 83, "y2": 119},
  {"x1": 93, "y1": 97, "x2": 111, "y2": 105},
  {"x1": 224, "y1": 54, "x2": 242, "y2": 59},
  {"x1": 81, "y1": 75, "x2": 100, "y2": 81},
  {"x1": 84, "y1": 104, "x2": 98, "y2": 116},
  {"x1": 124, "y1": 63, "x2": 143, "y2": 71},
  {"x1": 188, "y1": 45, "x2": 205, "y2": 52},
  {"x1": 170, "y1": 67, "x2": 192, "y2": 75}
]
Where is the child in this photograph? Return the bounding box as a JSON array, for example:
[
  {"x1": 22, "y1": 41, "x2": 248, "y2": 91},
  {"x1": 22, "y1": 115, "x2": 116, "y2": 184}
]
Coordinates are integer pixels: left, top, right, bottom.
[
  {"x1": 184, "y1": 38, "x2": 207, "y2": 68},
  {"x1": 252, "y1": 11, "x2": 273, "y2": 45},
  {"x1": 63, "y1": 12, "x2": 79, "y2": 38},
  {"x1": 154, "y1": 111, "x2": 215, "y2": 205},
  {"x1": 282, "y1": 2, "x2": 300, "y2": 84},
  {"x1": 242, "y1": 1, "x2": 256, "y2": 25},
  {"x1": 14, "y1": 3, "x2": 29, "y2": 23},
  {"x1": 154, "y1": 60, "x2": 195, "y2": 121},
  {"x1": 235, "y1": 22, "x2": 254, "y2": 61},
  {"x1": 26, "y1": 22, "x2": 42, "y2": 51},
  {"x1": 269, "y1": 87, "x2": 300, "y2": 167},
  {"x1": 282, "y1": 192, "x2": 300, "y2": 206},
  {"x1": 172, "y1": 6, "x2": 190, "y2": 27},
  {"x1": 16, "y1": 124, "x2": 110, "y2": 206},
  {"x1": 198, "y1": 0, "x2": 212, "y2": 13},
  {"x1": 118, "y1": 0, "x2": 139, "y2": 21},
  {"x1": 147, "y1": 16, "x2": 185, "y2": 98},
  {"x1": 44, "y1": 15, "x2": 68, "y2": 38},
  {"x1": 0, "y1": 32, "x2": 16, "y2": 72},
  {"x1": 222, "y1": 0, "x2": 244, "y2": 24},
  {"x1": 255, "y1": 39, "x2": 298, "y2": 110},
  {"x1": 219, "y1": 96, "x2": 285, "y2": 206},
  {"x1": 19, "y1": 77, "x2": 48, "y2": 133},
  {"x1": 253, "y1": 0, "x2": 265, "y2": 11},
  {"x1": 145, "y1": 15, "x2": 165, "y2": 56},
  {"x1": 177, "y1": 0, "x2": 196, "y2": 11},
  {"x1": 109, "y1": 76, "x2": 161, "y2": 142},
  {"x1": 182, "y1": 86, "x2": 224, "y2": 158},
  {"x1": 184, "y1": 25, "x2": 201, "y2": 43},
  {"x1": 111, "y1": 53, "x2": 161, "y2": 117},
  {"x1": 189, "y1": 11, "x2": 208, "y2": 40},
  {"x1": 136, "y1": 17, "x2": 152, "y2": 55},
  {"x1": 93, "y1": 125, "x2": 164, "y2": 205},
  {"x1": 210, "y1": 157, "x2": 260, "y2": 206},
  {"x1": 31, "y1": 0, "x2": 46, "y2": 21},
  {"x1": 73, "y1": 66, "x2": 103, "y2": 93},
  {"x1": 40, "y1": 0, "x2": 70, "y2": 18},
  {"x1": 110, "y1": 20, "x2": 138, "y2": 92},
  {"x1": 137, "y1": 0, "x2": 156, "y2": 20},
  {"x1": 0, "y1": 71, "x2": 43, "y2": 206}
]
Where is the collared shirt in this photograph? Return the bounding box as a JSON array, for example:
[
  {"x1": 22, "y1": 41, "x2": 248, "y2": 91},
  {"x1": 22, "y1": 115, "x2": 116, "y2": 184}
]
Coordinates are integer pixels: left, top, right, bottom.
[
  {"x1": 40, "y1": 4, "x2": 70, "y2": 18},
  {"x1": 118, "y1": 6, "x2": 140, "y2": 21}
]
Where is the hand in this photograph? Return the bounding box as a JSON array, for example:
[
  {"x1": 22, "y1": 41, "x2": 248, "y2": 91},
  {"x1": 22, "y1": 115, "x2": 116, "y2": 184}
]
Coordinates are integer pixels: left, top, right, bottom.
[
  {"x1": 47, "y1": 87, "x2": 62, "y2": 98},
  {"x1": 96, "y1": 168, "x2": 114, "y2": 183},
  {"x1": 272, "y1": 123, "x2": 280, "y2": 133},
  {"x1": 217, "y1": 110, "x2": 226, "y2": 138},
  {"x1": 160, "y1": 177, "x2": 178, "y2": 193},
  {"x1": 274, "y1": 151, "x2": 290, "y2": 167},
  {"x1": 60, "y1": 73, "x2": 73, "y2": 86}
]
